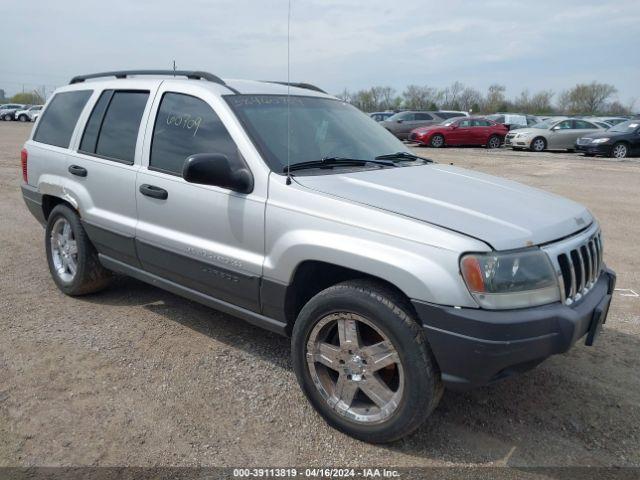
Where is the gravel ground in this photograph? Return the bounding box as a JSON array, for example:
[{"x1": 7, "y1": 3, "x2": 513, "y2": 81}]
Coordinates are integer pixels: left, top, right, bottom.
[{"x1": 0, "y1": 122, "x2": 639, "y2": 469}]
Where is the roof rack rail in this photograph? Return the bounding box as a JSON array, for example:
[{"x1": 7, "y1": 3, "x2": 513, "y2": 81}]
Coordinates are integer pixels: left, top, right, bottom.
[
  {"x1": 69, "y1": 70, "x2": 228, "y2": 87},
  {"x1": 263, "y1": 81, "x2": 327, "y2": 94}
]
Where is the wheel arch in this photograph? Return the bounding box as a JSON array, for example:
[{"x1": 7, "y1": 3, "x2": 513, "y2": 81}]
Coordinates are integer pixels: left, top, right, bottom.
[{"x1": 275, "y1": 260, "x2": 421, "y2": 335}]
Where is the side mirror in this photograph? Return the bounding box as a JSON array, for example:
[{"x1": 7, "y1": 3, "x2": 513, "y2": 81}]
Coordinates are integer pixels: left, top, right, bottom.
[
  {"x1": 397, "y1": 119, "x2": 404, "y2": 123},
  {"x1": 551, "y1": 126, "x2": 560, "y2": 131},
  {"x1": 182, "y1": 153, "x2": 253, "y2": 194},
  {"x1": 450, "y1": 124, "x2": 458, "y2": 129}
]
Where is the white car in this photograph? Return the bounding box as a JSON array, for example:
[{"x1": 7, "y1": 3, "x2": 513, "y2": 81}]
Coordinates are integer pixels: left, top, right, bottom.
[{"x1": 15, "y1": 105, "x2": 43, "y2": 122}]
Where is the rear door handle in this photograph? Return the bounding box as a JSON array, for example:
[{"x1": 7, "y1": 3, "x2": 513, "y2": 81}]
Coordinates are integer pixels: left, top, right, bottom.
[
  {"x1": 68, "y1": 165, "x2": 87, "y2": 177},
  {"x1": 139, "y1": 184, "x2": 168, "y2": 200}
]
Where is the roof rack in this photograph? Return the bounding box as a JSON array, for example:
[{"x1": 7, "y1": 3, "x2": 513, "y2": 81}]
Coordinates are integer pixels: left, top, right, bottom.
[
  {"x1": 69, "y1": 70, "x2": 236, "y2": 91},
  {"x1": 263, "y1": 81, "x2": 327, "y2": 94}
]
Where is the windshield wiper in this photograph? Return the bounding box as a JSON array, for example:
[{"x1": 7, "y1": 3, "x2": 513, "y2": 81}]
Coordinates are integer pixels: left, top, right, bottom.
[
  {"x1": 283, "y1": 157, "x2": 396, "y2": 173},
  {"x1": 375, "y1": 151, "x2": 433, "y2": 163}
]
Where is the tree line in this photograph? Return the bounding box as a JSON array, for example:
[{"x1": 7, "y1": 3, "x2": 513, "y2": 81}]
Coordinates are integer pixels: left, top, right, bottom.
[{"x1": 336, "y1": 81, "x2": 636, "y2": 116}]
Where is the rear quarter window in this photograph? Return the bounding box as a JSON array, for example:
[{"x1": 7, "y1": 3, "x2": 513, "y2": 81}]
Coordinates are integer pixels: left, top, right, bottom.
[{"x1": 33, "y1": 90, "x2": 92, "y2": 148}]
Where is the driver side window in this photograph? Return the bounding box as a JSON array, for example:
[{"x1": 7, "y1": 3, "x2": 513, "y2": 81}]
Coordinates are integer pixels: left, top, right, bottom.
[
  {"x1": 556, "y1": 120, "x2": 573, "y2": 129},
  {"x1": 150, "y1": 92, "x2": 239, "y2": 176}
]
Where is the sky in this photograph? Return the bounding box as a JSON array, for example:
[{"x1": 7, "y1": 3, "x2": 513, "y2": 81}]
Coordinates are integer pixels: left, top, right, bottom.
[{"x1": 1, "y1": 0, "x2": 639, "y2": 106}]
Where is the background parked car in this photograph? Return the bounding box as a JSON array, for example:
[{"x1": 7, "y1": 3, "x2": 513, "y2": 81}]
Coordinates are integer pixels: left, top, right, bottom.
[
  {"x1": 590, "y1": 117, "x2": 628, "y2": 126},
  {"x1": 575, "y1": 119, "x2": 640, "y2": 158},
  {"x1": 436, "y1": 110, "x2": 469, "y2": 118},
  {"x1": 15, "y1": 105, "x2": 43, "y2": 122},
  {"x1": 505, "y1": 118, "x2": 604, "y2": 152},
  {"x1": 0, "y1": 104, "x2": 26, "y2": 121},
  {"x1": 485, "y1": 113, "x2": 540, "y2": 130},
  {"x1": 369, "y1": 111, "x2": 396, "y2": 122},
  {"x1": 380, "y1": 111, "x2": 444, "y2": 139},
  {"x1": 409, "y1": 116, "x2": 508, "y2": 148}
]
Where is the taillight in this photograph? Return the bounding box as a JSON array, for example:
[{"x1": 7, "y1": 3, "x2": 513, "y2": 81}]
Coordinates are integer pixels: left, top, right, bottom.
[{"x1": 21, "y1": 148, "x2": 28, "y2": 183}]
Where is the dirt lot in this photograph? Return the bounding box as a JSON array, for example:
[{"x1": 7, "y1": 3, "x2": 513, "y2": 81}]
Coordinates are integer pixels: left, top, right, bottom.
[{"x1": 0, "y1": 121, "x2": 639, "y2": 469}]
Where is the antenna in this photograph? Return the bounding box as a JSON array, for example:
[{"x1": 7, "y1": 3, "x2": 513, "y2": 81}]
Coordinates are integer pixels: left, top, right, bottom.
[
  {"x1": 173, "y1": 60, "x2": 176, "y2": 77},
  {"x1": 285, "y1": 0, "x2": 292, "y2": 185}
]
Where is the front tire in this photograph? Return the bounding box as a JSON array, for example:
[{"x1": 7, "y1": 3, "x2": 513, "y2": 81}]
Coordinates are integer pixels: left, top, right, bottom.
[
  {"x1": 430, "y1": 134, "x2": 445, "y2": 148},
  {"x1": 292, "y1": 280, "x2": 442, "y2": 443},
  {"x1": 611, "y1": 142, "x2": 629, "y2": 159},
  {"x1": 45, "y1": 204, "x2": 112, "y2": 296},
  {"x1": 530, "y1": 137, "x2": 546, "y2": 152}
]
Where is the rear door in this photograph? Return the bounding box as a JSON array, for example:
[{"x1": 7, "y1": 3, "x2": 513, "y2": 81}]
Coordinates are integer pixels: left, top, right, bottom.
[
  {"x1": 134, "y1": 83, "x2": 265, "y2": 312},
  {"x1": 470, "y1": 119, "x2": 491, "y2": 144},
  {"x1": 69, "y1": 85, "x2": 158, "y2": 266}
]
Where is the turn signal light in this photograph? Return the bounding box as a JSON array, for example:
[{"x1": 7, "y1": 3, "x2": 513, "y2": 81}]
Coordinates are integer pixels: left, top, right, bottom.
[{"x1": 460, "y1": 255, "x2": 485, "y2": 292}]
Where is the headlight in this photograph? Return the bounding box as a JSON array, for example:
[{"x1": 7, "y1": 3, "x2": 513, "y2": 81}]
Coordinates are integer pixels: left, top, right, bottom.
[
  {"x1": 460, "y1": 249, "x2": 560, "y2": 309},
  {"x1": 591, "y1": 138, "x2": 610, "y2": 144}
]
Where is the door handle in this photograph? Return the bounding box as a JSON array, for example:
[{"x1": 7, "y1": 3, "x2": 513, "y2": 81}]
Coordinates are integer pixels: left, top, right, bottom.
[
  {"x1": 68, "y1": 165, "x2": 87, "y2": 177},
  {"x1": 139, "y1": 184, "x2": 168, "y2": 200}
]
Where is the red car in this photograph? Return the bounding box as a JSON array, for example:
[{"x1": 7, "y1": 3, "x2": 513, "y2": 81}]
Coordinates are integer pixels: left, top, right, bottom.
[{"x1": 409, "y1": 117, "x2": 508, "y2": 149}]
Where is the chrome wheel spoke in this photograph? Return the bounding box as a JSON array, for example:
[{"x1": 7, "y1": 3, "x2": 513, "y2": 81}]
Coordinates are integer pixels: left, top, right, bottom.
[
  {"x1": 361, "y1": 341, "x2": 398, "y2": 372},
  {"x1": 67, "y1": 258, "x2": 77, "y2": 276},
  {"x1": 337, "y1": 318, "x2": 360, "y2": 349},
  {"x1": 360, "y1": 375, "x2": 395, "y2": 408},
  {"x1": 67, "y1": 240, "x2": 78, "y2": 255},
  {"x1": 335, "y1": 373, "x2": 358, "y2": 408},
  {"x1": 311, "y1": 342, "x2": 341, "y2": 370}
]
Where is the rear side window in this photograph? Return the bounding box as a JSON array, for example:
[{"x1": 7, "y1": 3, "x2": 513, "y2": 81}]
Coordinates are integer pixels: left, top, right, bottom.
[
  {"x1": 80, "y1": 90, "x2": 149, "y2": 163},
  {"x1": 150, "y1": 92, "x2": 238, "y2": 176},
  {"x1": 415, "y1": 113, "x2": 433, "y2": 120},
  {"x1": 34, "y1": 90, "x2": 92, "y2": 148}
]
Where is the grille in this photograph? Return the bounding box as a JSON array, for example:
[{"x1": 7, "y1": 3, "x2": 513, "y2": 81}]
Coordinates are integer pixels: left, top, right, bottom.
[
  {"x1": 556, "y1": 232, "x2": 603, "y2": 304},
  {"x1": 577, "y1": 138, "x2": 592, "y2": 145}
]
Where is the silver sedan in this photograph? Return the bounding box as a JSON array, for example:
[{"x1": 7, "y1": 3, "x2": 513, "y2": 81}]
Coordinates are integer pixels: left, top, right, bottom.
[{"x1": 505, "y1": 118, "x2": 605, "y2": 152}]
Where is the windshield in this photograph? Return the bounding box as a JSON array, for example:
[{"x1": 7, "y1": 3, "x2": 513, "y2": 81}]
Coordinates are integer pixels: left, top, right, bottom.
[
  {"x1": 530, "y1": 120, "x2": 555, "y2": 129},
  {"x1": 609, "y1": 120, "x2": 640, "y2": 132},
  {"x1": 226, "y1": 95, "x2": 410, "y2": 173}
]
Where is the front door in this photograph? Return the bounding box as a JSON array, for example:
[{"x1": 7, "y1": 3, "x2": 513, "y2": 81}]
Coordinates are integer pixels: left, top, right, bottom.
[
  {"x1": 134, "y1": 85, "x2": 265, "y2": 312},
  {"x1": 547, "y1": 119, "x2": 575, "y2": 149}
]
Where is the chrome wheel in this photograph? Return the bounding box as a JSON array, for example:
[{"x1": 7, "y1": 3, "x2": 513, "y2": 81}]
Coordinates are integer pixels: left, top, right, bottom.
[
  {"x1": 306, "y1": 312, "x2": 404, "y2": 424},
  {"x1": 612, "y1": 143, "x2": 628, "y2": 158},
  {"x1": 50, "y1": 217, "x2": 78, "y2": 283},
  {"x1": 488, "y1": 136, "x2": 501, "y2": 149},
  {"x1": 431, "y1": 135, "x2": 444, "y2": 148},
  {"x1": 531, "y1": 138, "x2": 546, "y2": 152}
]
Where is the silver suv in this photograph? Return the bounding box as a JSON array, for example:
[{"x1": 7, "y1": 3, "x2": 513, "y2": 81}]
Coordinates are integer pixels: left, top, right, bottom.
[{"x1": 21, "y1": 70, "x2": 616, "y2": 443}]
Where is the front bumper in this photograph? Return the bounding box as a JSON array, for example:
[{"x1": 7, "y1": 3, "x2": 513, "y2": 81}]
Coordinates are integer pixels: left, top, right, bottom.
[
  {"x1": 575, "y1": 143, "x2": 612, "y2": 156},
  {"x1": 412, "y1": 268, "x2": 616, "y2": 391},
  {"x1": 504, "y1": 134, "x2": 531, "y2": 148}
]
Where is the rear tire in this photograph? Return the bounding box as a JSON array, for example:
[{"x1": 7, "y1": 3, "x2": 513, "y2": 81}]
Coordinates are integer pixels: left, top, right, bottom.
[
  {"x1": 530, "y1": 137, "x2": 546, "y2": 152},
  {"x1": 292, "y1": 280, "x2": 442, "y2": 443},
  {"x1": 487, "y1": 135, "x2": 502, "y2": 149},
  {"x1": 430, "y1": 134, "x2": 445, "y2": 148},
  {"x1": 3, "y1": 114, "x2": 12, "y2": 121},
  {"x1": 45, "y1": 204, "x2": 112, "y2": 296},
  {"x1": 18, "y1": 114, "x2": 28, "y2": 122}
]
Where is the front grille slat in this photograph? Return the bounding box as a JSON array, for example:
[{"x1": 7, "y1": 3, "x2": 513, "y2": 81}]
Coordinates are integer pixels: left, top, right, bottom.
[{"x1": 555, "y1": 230, "x2": 603, "y2": 305}]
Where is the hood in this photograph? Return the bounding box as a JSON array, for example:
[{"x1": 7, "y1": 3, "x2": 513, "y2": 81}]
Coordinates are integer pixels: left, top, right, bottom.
[
  {"x1": 580, "y1": 130, "x2": 624, "y2": 140},
  {"x1": 294, "y1": 164, "x2": 592, "y2": 250},
  {"x1": 412, "y1": 124, "x2": 445, "y2": 133}
]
